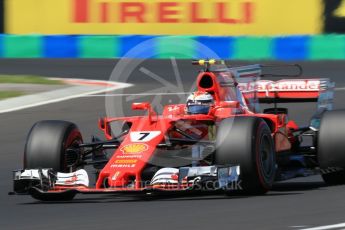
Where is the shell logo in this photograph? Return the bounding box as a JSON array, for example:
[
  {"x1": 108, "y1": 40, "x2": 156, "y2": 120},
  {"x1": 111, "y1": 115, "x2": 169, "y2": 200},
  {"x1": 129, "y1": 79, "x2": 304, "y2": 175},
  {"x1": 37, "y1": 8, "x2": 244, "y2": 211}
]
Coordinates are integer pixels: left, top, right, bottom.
[{"x1": 120, "y1": 143, "x2": 148, "y2": 154}]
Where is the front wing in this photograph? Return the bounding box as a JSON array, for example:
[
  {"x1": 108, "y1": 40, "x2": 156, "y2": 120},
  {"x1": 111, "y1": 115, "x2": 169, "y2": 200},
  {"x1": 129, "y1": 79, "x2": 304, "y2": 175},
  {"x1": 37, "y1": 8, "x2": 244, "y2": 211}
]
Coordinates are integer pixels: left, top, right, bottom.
[{"x1": 11, "y1": 165, "x2": 240, "y2": 200}]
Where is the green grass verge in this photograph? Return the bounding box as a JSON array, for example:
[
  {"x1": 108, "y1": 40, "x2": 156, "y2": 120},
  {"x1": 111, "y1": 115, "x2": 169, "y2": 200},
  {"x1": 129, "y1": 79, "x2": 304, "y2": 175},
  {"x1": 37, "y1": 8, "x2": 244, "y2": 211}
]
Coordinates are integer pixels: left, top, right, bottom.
[
  {"x1": 0, "y1": 91, "x2": 25, "y2": 100},
  {"x1": 0, "y1": 75, "x2": 63, "y2": 85}
]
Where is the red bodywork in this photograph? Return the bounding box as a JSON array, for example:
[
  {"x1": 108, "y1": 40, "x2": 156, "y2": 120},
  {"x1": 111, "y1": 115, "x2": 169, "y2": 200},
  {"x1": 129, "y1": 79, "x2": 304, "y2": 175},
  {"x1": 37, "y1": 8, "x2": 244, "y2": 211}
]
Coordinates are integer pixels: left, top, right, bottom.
[
  {"x1": 92, "y1": 68, "x2": 329, "y2": 191},
  {"x1": 49, "y1": 65, "x2": 332, "y2": 193}
]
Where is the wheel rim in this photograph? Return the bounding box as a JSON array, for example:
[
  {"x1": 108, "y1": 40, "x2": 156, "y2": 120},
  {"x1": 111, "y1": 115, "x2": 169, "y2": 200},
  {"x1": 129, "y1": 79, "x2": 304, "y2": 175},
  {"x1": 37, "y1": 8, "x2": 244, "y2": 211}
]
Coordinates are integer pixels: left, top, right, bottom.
[{"x1": 259, "y1": 134, "x2": 274, "y2": 179}]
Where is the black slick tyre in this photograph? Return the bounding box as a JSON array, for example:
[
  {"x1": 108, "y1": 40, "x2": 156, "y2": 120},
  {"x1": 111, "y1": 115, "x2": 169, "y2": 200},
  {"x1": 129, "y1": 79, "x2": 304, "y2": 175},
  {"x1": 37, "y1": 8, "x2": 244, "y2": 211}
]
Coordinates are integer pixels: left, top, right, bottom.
[
  {"x1": 215, "y1": 117, "x2": 276, "y2": 195},
  {"x1": 318, "y1": 110, "x2": 345, "y2": 185}
]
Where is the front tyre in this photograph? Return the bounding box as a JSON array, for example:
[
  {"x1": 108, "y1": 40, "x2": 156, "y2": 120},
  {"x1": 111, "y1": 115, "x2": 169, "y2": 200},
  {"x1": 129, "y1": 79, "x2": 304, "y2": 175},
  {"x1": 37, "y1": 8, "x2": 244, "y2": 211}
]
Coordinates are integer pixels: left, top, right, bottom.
[
  {"x1": 24, "y1": 120, "x2": 83, "y2": 201},
  {"x1": 24, "y1": 120, "x2": 83, "y2": 172},
  {"x1": 215, "y1": 117, "x2": 276, "y2": 195}
]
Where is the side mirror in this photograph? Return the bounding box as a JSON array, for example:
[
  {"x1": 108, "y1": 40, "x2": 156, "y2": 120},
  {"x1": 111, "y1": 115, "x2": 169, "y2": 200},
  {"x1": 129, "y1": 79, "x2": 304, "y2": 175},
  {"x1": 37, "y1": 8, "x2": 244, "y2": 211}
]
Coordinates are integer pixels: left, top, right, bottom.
[
  {"x1": 132, "y1": 102, "x2": 156, "y2": 123},
  {"x1": 218, "y1": 101, "x2": 240, "y2": 108},
  {"x1": 132, "y1": 102, "x2": 150, "y2": 110}
]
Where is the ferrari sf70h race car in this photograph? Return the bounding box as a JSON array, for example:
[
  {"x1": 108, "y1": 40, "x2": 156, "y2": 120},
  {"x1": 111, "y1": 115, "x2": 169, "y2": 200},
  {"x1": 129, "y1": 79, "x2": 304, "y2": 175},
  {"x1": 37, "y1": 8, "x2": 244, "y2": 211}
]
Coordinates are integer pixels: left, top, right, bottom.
[{"x1": 10, "y1": 60, "x2": 345, "y2": 201}]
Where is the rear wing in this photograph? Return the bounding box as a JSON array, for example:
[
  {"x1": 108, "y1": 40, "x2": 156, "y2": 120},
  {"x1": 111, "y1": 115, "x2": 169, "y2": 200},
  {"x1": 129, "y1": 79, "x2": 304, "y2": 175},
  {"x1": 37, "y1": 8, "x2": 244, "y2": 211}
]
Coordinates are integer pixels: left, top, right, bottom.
[
  {"x1": 239, "y1": 78, "x2": 335, "y2": 111},
  {"x1": 197, "y1": 60, "x2": 334, "y2": 112},
  {"x1": 238, "y1": 79, "x2": 334, "y2": 102}
]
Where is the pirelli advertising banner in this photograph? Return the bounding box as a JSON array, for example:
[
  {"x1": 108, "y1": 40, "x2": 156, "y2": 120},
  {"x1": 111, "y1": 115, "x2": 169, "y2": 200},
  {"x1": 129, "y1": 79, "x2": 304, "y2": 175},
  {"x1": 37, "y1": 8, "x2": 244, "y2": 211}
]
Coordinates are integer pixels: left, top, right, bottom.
[{"x1": 6, "y1": 0, "x2": 322, "y2": 35}]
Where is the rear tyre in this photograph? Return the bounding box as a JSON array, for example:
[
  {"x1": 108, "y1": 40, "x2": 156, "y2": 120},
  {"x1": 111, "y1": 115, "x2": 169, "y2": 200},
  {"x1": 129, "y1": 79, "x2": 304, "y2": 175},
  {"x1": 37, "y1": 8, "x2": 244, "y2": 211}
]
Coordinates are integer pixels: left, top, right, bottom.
[
  {"x1": 321, "y1": 169, "x2": 345, "y2": 185},
  {"x1": 24, "y1": 120, "x2": 83, "y2": 201},
  {"x1": 215, "y1": 117, "x2": 276, "y2": 195},
  {"x1": 318, "y1": 110, "x2": 345, "y2": 185}
]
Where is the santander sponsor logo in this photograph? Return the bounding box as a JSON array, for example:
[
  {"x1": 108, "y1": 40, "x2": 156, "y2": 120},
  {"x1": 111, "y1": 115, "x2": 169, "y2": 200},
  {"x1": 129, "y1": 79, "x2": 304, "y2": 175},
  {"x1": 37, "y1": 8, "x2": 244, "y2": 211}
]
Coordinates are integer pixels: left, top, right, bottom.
[{"x1": 238, "y1": 80, "x2": 321, "y2": 92}]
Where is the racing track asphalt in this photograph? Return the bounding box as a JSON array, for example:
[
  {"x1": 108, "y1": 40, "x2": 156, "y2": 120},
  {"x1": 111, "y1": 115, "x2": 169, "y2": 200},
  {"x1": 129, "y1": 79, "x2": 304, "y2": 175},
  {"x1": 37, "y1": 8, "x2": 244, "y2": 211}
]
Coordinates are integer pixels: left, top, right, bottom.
[{"x1": 1, "y1": 59, "x2": 345, "y2": 230}]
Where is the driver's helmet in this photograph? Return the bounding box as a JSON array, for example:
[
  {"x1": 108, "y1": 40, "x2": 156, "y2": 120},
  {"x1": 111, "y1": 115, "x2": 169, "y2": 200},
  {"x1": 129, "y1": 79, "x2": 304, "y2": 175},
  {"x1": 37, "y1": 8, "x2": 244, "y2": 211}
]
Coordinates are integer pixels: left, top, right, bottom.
[{"x1": 186, "y1": 91, "x2": 214, "y2": 114}]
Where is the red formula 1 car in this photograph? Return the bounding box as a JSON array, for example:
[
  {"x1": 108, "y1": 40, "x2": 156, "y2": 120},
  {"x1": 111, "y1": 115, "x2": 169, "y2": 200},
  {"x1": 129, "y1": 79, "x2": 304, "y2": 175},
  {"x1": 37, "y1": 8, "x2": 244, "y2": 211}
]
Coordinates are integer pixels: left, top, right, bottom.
[{"x1": 11, "y1": 60, "x2": 345, "y2": 201}]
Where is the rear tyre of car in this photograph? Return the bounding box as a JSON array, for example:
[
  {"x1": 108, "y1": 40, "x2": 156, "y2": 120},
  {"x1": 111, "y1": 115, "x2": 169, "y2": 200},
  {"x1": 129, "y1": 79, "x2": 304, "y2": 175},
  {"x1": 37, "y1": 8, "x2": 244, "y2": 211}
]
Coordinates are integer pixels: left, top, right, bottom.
[
  {"x1": 24, "y1": 120, "x2": 83, "y2": 201},
  {"x1": 321, "y1": 169, "x2": 345, "y2": 185},
  {"x1": 318, "y1": 110, "x2": 345, "y2": 185},
  {"x1": 215, "y1": 117, "x2": 276, "y2": 195}
]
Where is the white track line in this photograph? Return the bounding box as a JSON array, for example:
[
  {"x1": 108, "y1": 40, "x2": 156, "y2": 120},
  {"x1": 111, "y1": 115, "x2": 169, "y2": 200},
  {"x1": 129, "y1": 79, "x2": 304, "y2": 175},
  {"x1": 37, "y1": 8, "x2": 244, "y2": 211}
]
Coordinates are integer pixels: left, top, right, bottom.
[
  {"x1": 300, "y1": 222, "x2": 345, "y2": 230},
  {"x1": 81, "y1": 92, "x2": 190, "y2": 97},
  {"x1": 290, "y1": 226, "x2": 308, "y2": 228},
  {"x1": 0, "y1": 79, "x2": 132, "y2": 114},
  {"x1": 82, "y1": 87, "x2": 345, "y2": 97}
]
